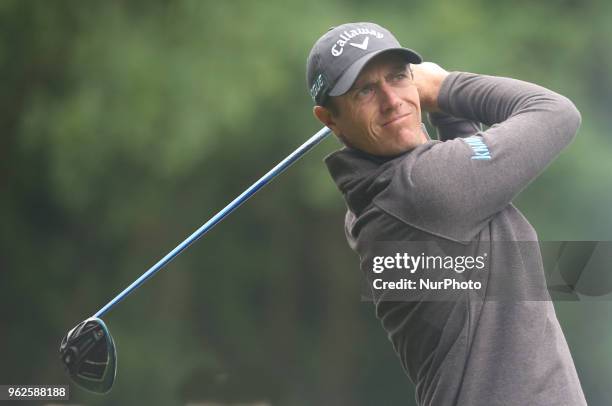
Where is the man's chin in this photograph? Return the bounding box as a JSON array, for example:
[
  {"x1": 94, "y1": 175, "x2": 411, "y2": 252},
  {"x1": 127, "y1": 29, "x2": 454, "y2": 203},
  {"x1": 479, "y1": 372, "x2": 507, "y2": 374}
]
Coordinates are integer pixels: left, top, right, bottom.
[{"x1": 386, "y1": 129, "x2": 421, "y2": 145}]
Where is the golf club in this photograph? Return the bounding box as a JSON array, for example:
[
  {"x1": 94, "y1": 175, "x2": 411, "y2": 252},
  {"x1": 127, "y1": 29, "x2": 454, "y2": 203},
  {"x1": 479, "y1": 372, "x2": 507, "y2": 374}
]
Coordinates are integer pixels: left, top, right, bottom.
[{"x1": 60, "y1": 126, "x2": 332, "y2": 393}]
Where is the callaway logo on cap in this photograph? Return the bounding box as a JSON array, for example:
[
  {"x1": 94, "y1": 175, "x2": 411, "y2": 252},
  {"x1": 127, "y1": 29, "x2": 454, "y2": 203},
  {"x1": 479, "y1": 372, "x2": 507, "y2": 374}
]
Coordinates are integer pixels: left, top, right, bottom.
[{"x1": 306, "y1": 22, "x2": 422, "y2": 105}]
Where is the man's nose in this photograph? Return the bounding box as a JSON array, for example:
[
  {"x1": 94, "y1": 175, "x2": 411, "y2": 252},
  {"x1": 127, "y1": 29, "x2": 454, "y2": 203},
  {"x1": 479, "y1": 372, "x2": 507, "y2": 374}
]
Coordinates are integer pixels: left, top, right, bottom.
[{"x1": 378, "y1": 83, "x2": 402, "y2": 112}]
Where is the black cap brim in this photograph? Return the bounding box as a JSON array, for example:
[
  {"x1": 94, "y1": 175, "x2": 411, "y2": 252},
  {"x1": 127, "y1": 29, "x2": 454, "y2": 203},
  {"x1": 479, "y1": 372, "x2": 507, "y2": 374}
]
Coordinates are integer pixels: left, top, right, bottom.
[{"x1": 328, "y1": 48, "x2": 422, "y2": 97}]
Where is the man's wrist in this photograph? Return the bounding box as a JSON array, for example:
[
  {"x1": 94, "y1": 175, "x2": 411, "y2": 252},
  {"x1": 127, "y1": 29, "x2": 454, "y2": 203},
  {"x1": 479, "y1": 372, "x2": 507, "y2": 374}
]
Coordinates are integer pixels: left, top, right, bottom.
[
  {"x1": 424, "y1": 72, "x2": 449, "y2": 112},
  {"x1": 412, "y1": 62, "x2": 450, "y2": 112},
  {"x1": 434, "y1": 71, "x2": 463, "y2": 115}
]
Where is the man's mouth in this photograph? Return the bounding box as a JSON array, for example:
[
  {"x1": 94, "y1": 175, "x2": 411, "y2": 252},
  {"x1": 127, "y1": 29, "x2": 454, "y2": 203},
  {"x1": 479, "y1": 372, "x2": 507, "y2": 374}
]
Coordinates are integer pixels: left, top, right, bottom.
[{"x1": 382, "y1": 113, "x2": 411, "y2": 127}]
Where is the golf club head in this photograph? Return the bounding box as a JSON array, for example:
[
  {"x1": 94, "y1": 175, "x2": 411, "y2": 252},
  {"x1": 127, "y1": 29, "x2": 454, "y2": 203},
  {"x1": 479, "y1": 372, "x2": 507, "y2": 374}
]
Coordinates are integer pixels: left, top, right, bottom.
[{"x1": 59, "y1": 317, "x2": 117, "y2": 394}]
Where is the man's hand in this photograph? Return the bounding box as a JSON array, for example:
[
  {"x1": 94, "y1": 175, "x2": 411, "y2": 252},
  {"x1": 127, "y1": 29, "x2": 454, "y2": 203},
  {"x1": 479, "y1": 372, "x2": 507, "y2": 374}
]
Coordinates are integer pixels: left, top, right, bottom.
[{"x1": 411, "y1": 62, "x2": 449, "y2": 112}]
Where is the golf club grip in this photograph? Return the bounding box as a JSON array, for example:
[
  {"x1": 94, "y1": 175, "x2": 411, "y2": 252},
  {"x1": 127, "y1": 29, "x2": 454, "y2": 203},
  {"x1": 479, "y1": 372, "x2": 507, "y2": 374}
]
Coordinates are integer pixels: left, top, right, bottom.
[{"x1": 94, "y1": 127, "x2": 332, "y2": 318}]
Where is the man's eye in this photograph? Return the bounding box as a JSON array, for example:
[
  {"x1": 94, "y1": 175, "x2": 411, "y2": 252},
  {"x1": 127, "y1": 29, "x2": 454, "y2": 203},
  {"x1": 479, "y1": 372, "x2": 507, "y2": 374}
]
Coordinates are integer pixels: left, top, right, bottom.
[
  {"x1": 394, "y1": 72, "x2": 408, "y2": 81},
  {"x1": 356, "y1": 86, "x2": 373, "y2": 98}
]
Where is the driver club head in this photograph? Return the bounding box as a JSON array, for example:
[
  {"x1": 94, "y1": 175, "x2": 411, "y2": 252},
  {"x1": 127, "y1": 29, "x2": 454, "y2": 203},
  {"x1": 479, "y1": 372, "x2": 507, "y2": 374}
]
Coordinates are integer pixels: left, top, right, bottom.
[{"x1": 59, "y1": 317, "x2": 117, "y2": 394}]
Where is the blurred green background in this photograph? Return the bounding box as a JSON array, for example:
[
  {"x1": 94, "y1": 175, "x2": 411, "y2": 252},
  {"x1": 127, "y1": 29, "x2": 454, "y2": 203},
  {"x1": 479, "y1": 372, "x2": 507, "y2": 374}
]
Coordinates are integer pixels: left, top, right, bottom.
[{"x1": 2, "y1": 1, "x2": 611, "y2": 405}]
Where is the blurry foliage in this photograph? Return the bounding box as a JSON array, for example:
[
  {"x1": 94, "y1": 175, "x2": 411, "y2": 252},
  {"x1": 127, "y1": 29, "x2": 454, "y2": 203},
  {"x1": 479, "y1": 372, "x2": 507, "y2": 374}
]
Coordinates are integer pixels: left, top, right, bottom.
[{"x1": 1, "y1": 1, "x2": 612, "y2": 405}]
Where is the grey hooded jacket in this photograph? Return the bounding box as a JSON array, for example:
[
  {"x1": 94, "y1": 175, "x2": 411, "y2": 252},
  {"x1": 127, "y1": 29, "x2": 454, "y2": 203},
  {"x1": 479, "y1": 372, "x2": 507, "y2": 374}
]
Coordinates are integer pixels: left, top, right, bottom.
[{"x1": 325, "y1": 72, "x2": 586, "y2": 406}]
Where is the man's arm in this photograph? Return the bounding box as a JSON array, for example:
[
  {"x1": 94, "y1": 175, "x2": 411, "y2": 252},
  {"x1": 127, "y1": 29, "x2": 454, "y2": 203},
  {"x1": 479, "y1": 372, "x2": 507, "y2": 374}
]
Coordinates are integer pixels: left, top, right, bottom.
[
  {"x1": 414, "y1": 62, "x2": 482, "y2": 141},
  {"x1": 379, "y1": 70, "x2": 581, "y2": 241},
  {"x1": 411, "y1": 62, "x2": 448, "y2": 112},
  {"x1": 428, "y1": 111, "x2": 482, "y2": 141}
]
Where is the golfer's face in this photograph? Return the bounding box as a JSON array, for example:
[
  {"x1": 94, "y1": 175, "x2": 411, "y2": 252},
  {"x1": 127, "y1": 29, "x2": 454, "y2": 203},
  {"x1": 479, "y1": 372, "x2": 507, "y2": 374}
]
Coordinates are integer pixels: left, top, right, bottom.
[{"x1": 332, "y1": 53, "x2": 426, "y2": 156}]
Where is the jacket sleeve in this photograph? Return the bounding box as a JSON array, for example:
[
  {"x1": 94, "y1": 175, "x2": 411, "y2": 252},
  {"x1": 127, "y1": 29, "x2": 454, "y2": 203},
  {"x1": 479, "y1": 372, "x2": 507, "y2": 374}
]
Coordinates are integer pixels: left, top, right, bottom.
[
  {"x1": 427, "y1": 111, "x2": 482, "y2": 141},
  {"x1": 377, "y1": 72, "x2": 581, "y2": 241}
]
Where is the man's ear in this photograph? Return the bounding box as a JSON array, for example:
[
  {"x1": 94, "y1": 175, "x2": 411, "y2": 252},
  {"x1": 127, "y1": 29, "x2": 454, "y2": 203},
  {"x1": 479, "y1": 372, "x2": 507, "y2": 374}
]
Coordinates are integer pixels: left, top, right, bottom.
[
  {"x1": 313, "y1": 105, "x2": 352, "y2": 147},
  {"x1": 313, "y1": 105, "x2": 339, "y2": 135}
]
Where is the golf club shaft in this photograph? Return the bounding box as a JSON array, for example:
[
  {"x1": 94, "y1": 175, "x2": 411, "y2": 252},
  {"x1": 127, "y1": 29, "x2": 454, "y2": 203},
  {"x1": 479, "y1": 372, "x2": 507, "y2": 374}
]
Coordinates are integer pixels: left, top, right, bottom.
[{"x1": 94, "y1": 127, "x2": 332, "y2": 318}]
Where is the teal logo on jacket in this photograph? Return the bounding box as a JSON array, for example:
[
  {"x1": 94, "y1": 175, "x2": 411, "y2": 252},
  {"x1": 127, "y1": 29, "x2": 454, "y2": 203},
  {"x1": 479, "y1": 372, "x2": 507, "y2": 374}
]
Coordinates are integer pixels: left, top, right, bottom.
[{"x1": 463, "y1": 136, "x2": 491, "y2": 160}]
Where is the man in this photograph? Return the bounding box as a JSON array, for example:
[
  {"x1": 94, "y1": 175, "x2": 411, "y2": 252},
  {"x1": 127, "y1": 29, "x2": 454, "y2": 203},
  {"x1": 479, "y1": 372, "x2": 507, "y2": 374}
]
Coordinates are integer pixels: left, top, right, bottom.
[{"x1": 307, "y1": 22, "x2": 586, "y2": 405}]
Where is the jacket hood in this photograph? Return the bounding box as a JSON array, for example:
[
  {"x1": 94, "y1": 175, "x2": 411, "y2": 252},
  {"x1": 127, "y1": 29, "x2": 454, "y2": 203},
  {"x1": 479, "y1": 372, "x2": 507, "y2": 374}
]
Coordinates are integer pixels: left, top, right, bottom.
[
  {"x1": 324, "y1": 124, "x2": 432, "y2": 215},
  {"x1": 324, "y1": 147, "x2": 399, "y2": 215}
]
